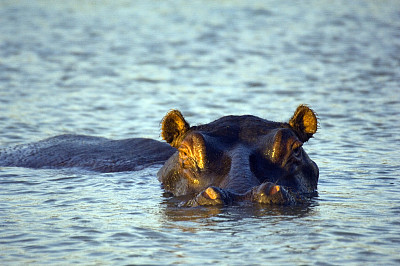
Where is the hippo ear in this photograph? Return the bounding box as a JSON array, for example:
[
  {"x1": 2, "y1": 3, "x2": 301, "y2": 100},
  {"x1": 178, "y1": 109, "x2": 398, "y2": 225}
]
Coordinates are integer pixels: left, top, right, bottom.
[
  {"x1": 161, "y1": 110, "x2": 190, "y2": 148},
  {"x1": 289, "y1": 105, "x2": 318, "y2": 142}
]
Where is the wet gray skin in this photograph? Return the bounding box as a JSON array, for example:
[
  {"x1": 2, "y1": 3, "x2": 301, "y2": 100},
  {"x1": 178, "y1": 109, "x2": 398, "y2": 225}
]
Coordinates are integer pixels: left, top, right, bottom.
[
  {"x1": 0, "y1": 105, "x2": 318, "y2": 207},
  {"x1": 157, "y1": 105, "x2": 319, "y2": 206}
]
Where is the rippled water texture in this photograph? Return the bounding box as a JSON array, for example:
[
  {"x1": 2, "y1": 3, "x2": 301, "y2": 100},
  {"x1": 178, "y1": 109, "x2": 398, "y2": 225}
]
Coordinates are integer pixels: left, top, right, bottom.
[{"x1": 1, "y1": 0, "x2": 400, "y2": 264}]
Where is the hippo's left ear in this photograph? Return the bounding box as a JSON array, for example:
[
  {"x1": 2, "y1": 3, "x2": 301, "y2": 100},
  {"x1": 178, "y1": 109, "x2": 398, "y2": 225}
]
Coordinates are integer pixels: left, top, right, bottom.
[
  {"x1": 161, "y1": 110, "x2": 190, "y2": 148},
  {"x1": 289, "y1": 105, "x2": 318, "y2": 142}
]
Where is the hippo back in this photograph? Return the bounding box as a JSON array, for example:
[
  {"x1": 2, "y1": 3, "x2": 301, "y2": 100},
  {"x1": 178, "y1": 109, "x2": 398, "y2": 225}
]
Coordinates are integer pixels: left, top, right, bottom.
[{"x1": 0, "y1": 134, "x2": 175, "y2": 172}]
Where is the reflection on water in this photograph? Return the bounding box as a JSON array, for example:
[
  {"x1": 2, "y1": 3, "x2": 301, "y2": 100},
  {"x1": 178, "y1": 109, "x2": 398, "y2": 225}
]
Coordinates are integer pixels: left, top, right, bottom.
[
  {"x1": 161, "y1": 196, "x2": 318, "y2": 224},
  {"x1": 1, "y1": 0, "x2": 400, "y2": 264}
]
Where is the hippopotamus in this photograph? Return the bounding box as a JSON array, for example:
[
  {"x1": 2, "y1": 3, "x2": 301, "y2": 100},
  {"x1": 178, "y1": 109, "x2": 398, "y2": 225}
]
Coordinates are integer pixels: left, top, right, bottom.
[{"x1": 0, "y1": 105, "x2": 319, "y2": 206}]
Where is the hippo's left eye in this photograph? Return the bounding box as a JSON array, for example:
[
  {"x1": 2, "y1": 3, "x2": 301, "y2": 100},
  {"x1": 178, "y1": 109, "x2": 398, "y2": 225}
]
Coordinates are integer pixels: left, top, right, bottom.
[{"x1": 292, "y1": 141, "x2": 303, "y2": 157}]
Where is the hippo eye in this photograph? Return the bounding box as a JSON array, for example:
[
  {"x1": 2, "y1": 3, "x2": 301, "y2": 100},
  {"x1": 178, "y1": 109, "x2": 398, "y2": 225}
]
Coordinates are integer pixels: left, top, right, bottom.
[
  {"x1": 179, "y1": 149, "x2": 188, "y2": 158},
  {"x1": 178, "y1": 133, "x2": 206, "y2": 170},
  {"x1": 292, "y1": 142, "x2": 303, "y2": 157},
  {"x1": 178, "y1": 146, "x2": 193, "y2": 169}
]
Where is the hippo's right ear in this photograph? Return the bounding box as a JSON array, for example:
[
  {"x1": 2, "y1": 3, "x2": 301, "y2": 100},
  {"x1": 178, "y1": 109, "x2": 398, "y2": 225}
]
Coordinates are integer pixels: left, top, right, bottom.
[{"x1": 161, "y1": 110, "x2": 190, "y2": 148}]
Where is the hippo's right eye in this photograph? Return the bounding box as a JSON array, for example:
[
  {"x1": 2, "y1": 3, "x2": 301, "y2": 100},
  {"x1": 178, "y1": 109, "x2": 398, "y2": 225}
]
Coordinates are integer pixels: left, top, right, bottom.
[
  {"x1": 178, "y1": 146, "x2": 193, "y2": 169},
  {"x1": 178, "y1": 133, "x2": 206, "y2": 170},
  {"x1": 179, "y1": 148, "x2": 188, "y2": 158}
]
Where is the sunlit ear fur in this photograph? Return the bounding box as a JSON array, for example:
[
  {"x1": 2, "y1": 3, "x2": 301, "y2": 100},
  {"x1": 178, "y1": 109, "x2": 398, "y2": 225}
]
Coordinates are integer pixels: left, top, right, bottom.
[
  {"x1": 289, "y1": 105, "x2": 318, "y2": 142},
  {"x1": 161, "y1": 110, "x2": 190, "y2": 148}
]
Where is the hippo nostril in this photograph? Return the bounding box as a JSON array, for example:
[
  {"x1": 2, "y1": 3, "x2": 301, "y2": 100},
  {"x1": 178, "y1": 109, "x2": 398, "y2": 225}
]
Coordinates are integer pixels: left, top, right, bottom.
[
  {"x1": 270, "y1": 185, "x2": 280, "y2": 195},
  {"x1": 205, "y1": 187, "x2": 218, "y2": 200}
]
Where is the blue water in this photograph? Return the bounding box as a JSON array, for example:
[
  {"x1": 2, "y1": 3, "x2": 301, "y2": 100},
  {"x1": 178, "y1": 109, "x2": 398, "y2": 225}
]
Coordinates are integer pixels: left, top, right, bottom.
[{"x1": 1, "y1": 0, "x2": 400, "y2": 264}]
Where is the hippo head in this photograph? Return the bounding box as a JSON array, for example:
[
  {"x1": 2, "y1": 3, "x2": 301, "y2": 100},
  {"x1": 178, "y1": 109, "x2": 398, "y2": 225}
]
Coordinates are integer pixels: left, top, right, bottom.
[{"x1": 157, "y1": 105, "x2": 319, "y2": 206}]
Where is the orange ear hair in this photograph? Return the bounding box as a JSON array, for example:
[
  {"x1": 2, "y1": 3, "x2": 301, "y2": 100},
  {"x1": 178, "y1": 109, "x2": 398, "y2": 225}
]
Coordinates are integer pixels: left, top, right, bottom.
[
  {"x1": 161, "y1": 110, "x2": 190, "y2": 148},
  {"x1": 289, "y1": 105, "x2": 318, "y2": 142}
]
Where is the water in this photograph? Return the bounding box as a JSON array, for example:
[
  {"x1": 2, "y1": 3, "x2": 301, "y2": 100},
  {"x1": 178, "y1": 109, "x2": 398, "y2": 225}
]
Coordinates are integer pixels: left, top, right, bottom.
[{"x1": 1, "y1": 0, "x2": 400, "y2": 264}]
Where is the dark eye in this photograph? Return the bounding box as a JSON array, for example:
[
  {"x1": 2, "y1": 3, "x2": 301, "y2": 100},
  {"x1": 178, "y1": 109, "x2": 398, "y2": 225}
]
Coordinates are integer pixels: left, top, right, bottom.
[
  {"x1": 180, "y1": 150, "x2": 188, "y2": 158},
  {"x1": 178, "y1": 133, "x2": 207, "y2": 170},
  {"x1": 292, "y1": 142, "x2": 303, "y2": 157},
  {"x1": 178, "y1": 147, "x2": 191, "y2": 168}
]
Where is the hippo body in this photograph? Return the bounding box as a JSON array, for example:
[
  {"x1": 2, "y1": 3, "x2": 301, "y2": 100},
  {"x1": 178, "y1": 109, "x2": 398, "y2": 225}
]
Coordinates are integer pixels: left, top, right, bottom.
[
  {"x1": 0, "y1": 105, "x2": 319, "y2": 206},
  {"x1": 0, "y1": 134, "x2": 175, "y2": 172}
]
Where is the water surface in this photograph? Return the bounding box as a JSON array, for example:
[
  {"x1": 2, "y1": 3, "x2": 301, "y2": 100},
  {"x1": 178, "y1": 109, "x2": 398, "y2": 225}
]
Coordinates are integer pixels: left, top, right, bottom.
[{"x1": 1, "y1": 0, "x2": 400, "y2": 265}]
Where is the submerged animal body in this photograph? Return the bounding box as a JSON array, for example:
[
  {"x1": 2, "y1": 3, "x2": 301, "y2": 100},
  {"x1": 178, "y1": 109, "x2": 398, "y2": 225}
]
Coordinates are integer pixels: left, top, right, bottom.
[
  {"x1": 0, "y1": 135, "x2": 175, "y2": 172},
  {"x1": 0, "y1": 105, "x2": 319, "y2": 206}
]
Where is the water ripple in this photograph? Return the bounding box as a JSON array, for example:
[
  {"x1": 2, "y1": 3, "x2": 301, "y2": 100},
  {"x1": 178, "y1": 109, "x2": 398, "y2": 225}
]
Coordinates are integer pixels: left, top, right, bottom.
[{"x1": 0, "y1": 0, "x2": 400, "y2": 265}]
